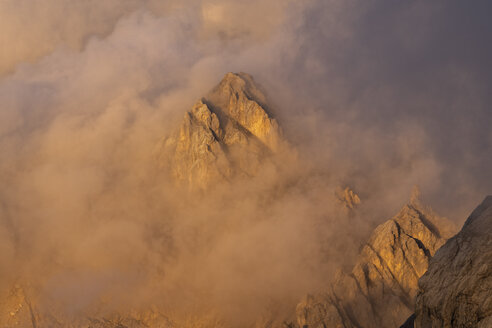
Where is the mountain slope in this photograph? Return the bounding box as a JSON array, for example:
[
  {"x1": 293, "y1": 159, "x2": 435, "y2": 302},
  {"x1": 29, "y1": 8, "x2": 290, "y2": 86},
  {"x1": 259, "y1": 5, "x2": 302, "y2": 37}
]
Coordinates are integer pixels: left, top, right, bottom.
[
  {"x1": 297, "y1": 192, "x2": 455, "y2": 328},
  {"x1": 413, "y1": 196, "x2": 492, "y2": 328}
]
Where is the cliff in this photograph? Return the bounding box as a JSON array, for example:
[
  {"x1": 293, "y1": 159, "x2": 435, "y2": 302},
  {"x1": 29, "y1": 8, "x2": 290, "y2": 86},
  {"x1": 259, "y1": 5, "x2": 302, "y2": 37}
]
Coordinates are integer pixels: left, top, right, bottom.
[
  {"x1": 413, "y1": 196, "x2": 492, "y2": 328},
  {"x1": 160, "y1": 72, "x2": 283, "y2": 189},
  {"x1": 297, "y1": 192, "x2": 455, "y2": 328}
]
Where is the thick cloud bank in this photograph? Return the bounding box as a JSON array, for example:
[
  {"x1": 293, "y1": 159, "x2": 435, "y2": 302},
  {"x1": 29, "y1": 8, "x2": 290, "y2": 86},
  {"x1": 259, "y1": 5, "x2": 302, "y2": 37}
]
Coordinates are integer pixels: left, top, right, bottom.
[{"x1": 0, "y1": 0, "x2": 491, "y2": 325}]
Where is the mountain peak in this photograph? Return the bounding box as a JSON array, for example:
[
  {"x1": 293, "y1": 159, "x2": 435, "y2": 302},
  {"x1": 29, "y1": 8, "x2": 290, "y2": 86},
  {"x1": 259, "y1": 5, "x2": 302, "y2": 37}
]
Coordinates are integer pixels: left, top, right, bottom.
[
  {"x1": 159, "y1": 72, "x2": 284, "y2": 188},
  {"x1": 219, "y1": 72, "x2": 253, "y2": 88},
  {"x1": 217, "y1": 72, "x2": 260, "y2": 92},
  {"x1": 297, "y1": 192, "x2": 455, "y2": 328},
  {"x1": 410, "y1": 185, "x2": 421, "y2": 207},
  {"x1": 212, "y1": 72, "x2": 268, "y2": 105}
]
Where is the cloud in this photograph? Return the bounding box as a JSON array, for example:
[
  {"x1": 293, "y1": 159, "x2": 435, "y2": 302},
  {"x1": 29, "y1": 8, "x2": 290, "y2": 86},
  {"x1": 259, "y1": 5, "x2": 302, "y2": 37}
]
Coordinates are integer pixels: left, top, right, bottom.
[{"x1": 0, "y1": 0, "x2": 491, "y2": 325}]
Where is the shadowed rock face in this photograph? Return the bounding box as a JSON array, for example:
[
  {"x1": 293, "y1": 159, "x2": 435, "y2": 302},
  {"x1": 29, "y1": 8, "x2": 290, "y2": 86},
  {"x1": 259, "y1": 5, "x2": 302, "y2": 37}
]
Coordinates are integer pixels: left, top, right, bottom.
[
  {"x1": 296, "y1": 194, "x2": 455, "y2": 328},
  {"x1": 161, "y1": 72, "x2": 283, "y2": 189},
  {"x1": 414, "y1": 196, "x2": 492, "y2": 328}
]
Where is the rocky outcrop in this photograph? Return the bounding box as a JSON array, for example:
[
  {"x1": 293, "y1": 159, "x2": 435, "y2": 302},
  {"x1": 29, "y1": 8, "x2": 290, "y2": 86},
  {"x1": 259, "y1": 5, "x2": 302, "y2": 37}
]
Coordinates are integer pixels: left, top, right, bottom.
[
  {"x1": 297, "y1": 193, "x2": 455, "y2": 328},
  {"x1": 160, "y1": 72, "x2": 283, "y2": 188},
  {"x1": 335, "y1": 187, "x2": 361, "y2": 210},
  {"x1": 0, "y1": 286, "x2": 36, "y2": 328},
  {"x1": 414, "y1": 196, "x2": 492, "y2": 328},
  {"x1": 0, "y1": 288, "x2": 214, "y2": 328}
]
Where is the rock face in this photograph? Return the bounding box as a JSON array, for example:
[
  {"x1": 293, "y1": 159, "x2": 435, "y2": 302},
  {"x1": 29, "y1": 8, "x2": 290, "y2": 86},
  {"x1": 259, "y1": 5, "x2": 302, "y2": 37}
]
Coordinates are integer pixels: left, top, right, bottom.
[
  {"x1": 296, "y1": 194, "x2": 455, "y2": 328},
  {"x1": 414, "y1": 196, "x2": 492, "y2": 328},
  {"x1": 161, "y1": 72, "x2": 283, "y2": 188}
]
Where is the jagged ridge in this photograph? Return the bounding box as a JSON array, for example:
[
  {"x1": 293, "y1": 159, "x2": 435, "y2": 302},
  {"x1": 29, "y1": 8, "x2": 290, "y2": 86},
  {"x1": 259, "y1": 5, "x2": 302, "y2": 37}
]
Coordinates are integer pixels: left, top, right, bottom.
[
  {"x1": 297, "y1": 193, "x2": 455, "y2": 328},
  {"x1": 161, "y1": 72, "x2": 283, "y2": 188}
]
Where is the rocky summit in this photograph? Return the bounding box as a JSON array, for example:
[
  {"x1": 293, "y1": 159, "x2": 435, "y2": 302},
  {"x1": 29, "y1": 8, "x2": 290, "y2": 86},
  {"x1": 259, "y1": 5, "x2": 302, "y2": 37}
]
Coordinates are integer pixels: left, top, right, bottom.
[
  {"x1": 296, "y1": 191, "x2": 455, "y2": 328},
  {"x1": 412, "y1": 196, "x2": 492, "y2": 328},
  {"x1": 161, "y1": 72, "x2": 283, "y2": 189}
]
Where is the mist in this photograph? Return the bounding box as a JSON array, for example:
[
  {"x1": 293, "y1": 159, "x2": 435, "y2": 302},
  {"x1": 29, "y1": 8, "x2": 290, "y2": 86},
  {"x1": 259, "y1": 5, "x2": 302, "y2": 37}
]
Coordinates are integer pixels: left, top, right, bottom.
[{"x1": 1, "y1": 1, "x2": 491, "y2": 326}]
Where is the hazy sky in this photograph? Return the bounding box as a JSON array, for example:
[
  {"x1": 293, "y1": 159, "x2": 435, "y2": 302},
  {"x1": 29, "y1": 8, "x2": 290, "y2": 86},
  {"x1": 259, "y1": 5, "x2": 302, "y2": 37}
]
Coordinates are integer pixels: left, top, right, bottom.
[{"x1": 0, "y1": 0, "x2": 491, "y2": 325}]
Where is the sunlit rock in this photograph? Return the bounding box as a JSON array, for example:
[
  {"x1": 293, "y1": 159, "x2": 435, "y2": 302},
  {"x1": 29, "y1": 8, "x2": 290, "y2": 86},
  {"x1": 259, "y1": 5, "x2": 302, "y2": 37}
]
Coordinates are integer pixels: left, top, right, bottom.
[
  {"x1": 160, "y1": 72, "x2": 284, "y2": 189},
  {"x1": 296, "y1": 191, "x2": 455, "y2": 328}
]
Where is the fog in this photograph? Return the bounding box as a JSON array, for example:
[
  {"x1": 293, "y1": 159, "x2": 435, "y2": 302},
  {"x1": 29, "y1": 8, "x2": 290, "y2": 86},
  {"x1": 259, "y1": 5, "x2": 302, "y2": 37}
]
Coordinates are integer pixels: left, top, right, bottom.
[{"x1": 0, "y1": 1, "x2": 491, "y2": 326}]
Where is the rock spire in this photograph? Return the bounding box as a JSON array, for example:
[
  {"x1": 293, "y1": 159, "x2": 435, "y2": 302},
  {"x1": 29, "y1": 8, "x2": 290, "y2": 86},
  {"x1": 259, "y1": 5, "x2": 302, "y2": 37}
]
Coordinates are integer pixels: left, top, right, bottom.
[{"x1": 161, "y1": 72, "x2": 283, "y2": 189}]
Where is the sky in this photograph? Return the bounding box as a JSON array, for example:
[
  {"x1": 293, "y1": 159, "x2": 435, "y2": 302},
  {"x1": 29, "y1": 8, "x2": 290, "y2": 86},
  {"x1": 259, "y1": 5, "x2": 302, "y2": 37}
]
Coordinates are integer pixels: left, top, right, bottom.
[{"x1": 0, "y1": 0, "x2": 491, "y2": 325}]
